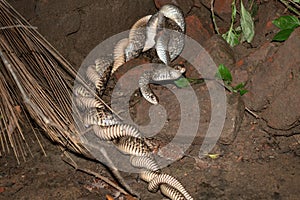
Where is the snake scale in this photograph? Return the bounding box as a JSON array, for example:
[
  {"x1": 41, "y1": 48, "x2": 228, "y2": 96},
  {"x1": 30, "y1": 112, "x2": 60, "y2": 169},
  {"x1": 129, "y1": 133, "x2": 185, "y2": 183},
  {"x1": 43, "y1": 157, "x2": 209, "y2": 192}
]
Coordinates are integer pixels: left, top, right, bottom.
[{"x1": 73, "y1": 4, "x2": 193, "y2": 200}]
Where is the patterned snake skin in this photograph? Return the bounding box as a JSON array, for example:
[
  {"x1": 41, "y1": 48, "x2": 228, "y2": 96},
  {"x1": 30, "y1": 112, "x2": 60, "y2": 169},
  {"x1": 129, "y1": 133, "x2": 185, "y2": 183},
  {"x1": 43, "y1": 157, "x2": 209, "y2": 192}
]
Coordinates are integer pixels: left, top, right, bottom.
[{"x1": 73, "y1": 4, "x2": 193, "y2": 200}]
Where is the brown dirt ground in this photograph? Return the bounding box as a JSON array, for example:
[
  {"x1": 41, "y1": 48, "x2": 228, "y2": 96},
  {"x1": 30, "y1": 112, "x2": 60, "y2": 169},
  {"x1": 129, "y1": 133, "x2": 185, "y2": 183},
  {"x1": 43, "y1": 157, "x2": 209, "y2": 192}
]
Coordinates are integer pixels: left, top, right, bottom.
[{"x1": 1, "y1": 0, "x2": 300, "y2": 200}]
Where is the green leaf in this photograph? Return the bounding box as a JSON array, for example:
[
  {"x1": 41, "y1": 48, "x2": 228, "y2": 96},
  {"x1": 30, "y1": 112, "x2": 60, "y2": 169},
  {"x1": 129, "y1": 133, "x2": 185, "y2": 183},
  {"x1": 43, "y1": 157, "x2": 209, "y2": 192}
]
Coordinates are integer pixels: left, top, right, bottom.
[
  {"x1": 222, "y1": 0, "x2": 240, "y2": 47},
  {"x1": 233, "y1": 82, "x2": 246, "y2": 90},
  {"x1": 174, "y1": 78, "x2": 190, "y2": 88},
  {"x1": 215, "y1": 64, "x2": 232, "y2": 84},
  {"x1": 272, "y1": 15, "x2": 300, "y2": 30},
  {"x1": 240, "y1": 1, "x2": 255, "y2": 43},
  {"x1": 239, "y1": 89, "x2": 248, "y2": 96},
  {"x1": 293, "y1": 0, "x2": 300, "y2": 3},
  {"x1": 231, "y1": 0, "x2": 237, "y2": 20},
  {"x1": 272, "y1": 28, "x2": 295, "y2": 41},
  {"x1": 222, "y1": 30, "x2": 240, "y2": 47}
]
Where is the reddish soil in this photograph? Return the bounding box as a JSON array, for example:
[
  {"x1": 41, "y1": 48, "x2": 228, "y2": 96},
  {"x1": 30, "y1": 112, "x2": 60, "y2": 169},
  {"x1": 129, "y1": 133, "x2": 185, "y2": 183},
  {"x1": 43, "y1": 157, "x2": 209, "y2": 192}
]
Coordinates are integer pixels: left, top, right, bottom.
[{"x1": 1, "y1": 0, "x2": 300, "y2": 200}]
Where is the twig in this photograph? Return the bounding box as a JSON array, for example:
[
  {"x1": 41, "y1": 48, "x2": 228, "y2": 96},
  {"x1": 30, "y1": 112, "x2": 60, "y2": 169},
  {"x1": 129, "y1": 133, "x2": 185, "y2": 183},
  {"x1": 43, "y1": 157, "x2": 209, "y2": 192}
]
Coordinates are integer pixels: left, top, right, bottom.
[
  {"x1": 61, "y1": 151, "x2": 132, "y2": 197},
  {"x1": 245, "y1": 107, "x2": 260, "y2": 119},
  {"x1": 0, "y1": 49, "x2": 51, "y2": 125},
  {"x1": 0, "y1": 47, "x2": 85, "y2": 155},
  {"x1": 99, "y1": 147, "x2": 140, "y2": 199},
  {"x1": 0, "y1": 25, "x2": 37, "y2": 30},
  {"x1": 190, "y1": 0, "x2": 224, "y2": 21},
  {"x1": 1, "y1": 49, "x2": 67, "y2": 131},
  {"x1": 214, "y1": 78, "x2": 233, "y2": 92},
  {"x1": 211, "y1": 0, "x2": 220, "y2": 34}
]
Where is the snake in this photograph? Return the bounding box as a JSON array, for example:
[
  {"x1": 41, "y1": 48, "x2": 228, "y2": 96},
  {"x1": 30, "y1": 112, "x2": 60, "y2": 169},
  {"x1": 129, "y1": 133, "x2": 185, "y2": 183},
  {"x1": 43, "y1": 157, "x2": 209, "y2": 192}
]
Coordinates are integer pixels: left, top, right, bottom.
[
  {"x1": 139, "y1": 65, "x2": 186, "y2": 105},
  {"x1": 73, "y1": 4, "x2": 193, "y2": 200}
]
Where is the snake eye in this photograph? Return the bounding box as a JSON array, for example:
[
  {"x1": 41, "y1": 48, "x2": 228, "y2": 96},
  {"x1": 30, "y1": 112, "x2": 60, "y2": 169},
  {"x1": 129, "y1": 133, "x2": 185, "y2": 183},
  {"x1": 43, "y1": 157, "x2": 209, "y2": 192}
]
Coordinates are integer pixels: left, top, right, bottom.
[
  {"x1": 173, "y1": 64, "x2": 186, "y2": 73},
  {"x1": 150, "y1": 94, "x2": 158, "y2": 105}
]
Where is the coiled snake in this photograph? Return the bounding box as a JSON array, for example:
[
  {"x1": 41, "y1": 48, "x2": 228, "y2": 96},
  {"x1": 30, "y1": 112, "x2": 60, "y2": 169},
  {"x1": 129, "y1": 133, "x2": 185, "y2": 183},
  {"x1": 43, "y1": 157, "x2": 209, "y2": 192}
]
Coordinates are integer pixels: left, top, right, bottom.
[{"x1": 73, "y1": 4, "x2": 193, "y2": 200}]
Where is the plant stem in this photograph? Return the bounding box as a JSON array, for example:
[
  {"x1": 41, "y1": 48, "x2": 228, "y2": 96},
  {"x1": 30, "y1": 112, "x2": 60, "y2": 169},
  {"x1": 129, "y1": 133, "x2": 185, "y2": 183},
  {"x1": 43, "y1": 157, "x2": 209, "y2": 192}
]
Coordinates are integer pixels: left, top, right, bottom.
[
  {"x1": 229, "y1": 0, "x2": 237, "y2": 35},
  {"x1": 211, "y1": 0, "x2": 220, "y2": 34}
]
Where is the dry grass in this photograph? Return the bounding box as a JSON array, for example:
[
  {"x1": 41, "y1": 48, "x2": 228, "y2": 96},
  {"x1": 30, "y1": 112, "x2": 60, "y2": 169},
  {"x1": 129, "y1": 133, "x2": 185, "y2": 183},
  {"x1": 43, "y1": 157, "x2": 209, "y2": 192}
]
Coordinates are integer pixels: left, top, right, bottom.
[{"x1": 0, "y1": 0, "x2": 91, "y2": 163}]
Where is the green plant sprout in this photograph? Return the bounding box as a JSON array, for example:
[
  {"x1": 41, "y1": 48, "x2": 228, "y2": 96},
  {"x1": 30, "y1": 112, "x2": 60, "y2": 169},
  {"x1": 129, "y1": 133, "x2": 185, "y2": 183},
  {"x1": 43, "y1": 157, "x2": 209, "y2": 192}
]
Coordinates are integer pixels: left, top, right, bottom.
[
  {"x1": 272, "y1": 15, "x2": 300, "y2": 41},
  {"x1": 211, "y1": 0, "x2": 255, "y2": 47},
  {"x1": 174, "y1": 64, "x2": 248, "y2": 96},
  {"x1": 215, "y1": 64, "x2": 248, "y2": 95},
  {"x1": 222, "y1": 0, "x2": 240, "y2": 47}
]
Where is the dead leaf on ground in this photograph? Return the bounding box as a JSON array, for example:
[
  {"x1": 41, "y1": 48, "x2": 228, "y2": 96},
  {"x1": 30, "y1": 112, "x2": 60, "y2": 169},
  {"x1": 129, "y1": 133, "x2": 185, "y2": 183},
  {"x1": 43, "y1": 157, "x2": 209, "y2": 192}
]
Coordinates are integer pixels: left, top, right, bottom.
[{"x1": 106, "y1": 194, "x2": 114, "y2": 200}]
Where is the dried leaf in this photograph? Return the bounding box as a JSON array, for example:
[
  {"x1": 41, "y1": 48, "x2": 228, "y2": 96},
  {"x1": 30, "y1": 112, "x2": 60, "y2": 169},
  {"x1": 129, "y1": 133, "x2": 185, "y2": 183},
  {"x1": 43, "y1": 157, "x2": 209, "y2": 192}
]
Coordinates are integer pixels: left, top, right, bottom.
[
  {"x1": 106, "y1": 194, "x2": 114, "y2": 200},
  {"x1": 207, "y1": 153, "x2": 220, "y2": 159}
]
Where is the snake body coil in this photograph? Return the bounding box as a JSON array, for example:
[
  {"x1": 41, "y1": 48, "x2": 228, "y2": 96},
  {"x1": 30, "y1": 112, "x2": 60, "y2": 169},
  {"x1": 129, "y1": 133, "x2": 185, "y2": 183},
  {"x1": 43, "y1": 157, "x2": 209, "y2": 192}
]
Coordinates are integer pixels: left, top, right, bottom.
[
  {"x1": 159, "y1": 4, "x2": 185, "y2": 32},
  {"x1": 74, "y1": 4, "x2": 193, "y2": 200},
  {"x1": 113, "y1": 38, "x2": 129, "y2": 74},
  {"x1": 130, "y1": 155, "x2": 160, "y2": 172},
  {"x1": 83, "y1": 108, "x2": 120, "y2": 127},
  {"x1": 93, "y1": 124, "x2": 141, "y2": 141},
  {"x1": 143, "y1": 12, "x2": 165, "y2": 52},
  {"x1": 139, "y1": 71, "x2": 159, "y2": 105},
  {"x1": 113, "y1": 136, "x2": 152, "y2": 157},
  {"x1": 73, "y1": 85, "x2": 93, "y2": 97},
  {"x1": 125, "y1": 15, "x2": 152, "y2": 61},
  {"x1": 75, "y1": 96, "x2": 104, "y2": 110}
]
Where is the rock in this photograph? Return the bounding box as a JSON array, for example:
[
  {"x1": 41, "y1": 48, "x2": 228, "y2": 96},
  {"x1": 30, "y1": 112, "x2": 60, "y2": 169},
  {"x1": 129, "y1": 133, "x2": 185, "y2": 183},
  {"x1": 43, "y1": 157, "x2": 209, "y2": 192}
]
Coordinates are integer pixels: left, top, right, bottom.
[
  {"x1": 200, "y1": 0, "x2": 233, "y2": 25},
  {"x1": 231, "y1": 68, "x2": 249, "y2": 87},
  {"x1": 203, "y1": 34, "x2": 235, "y2": 69},
  {"x1": 243, "y1": 27, "x2": 300, "y2": 135},
  {"x1": 261, "y1": 78, "x2": 300, "y2": 130},
  {"x1": 185, "y1": 15, "x2": 213, "y2": 45},
  {"x1": 13, "y1": 0, "x2": 157, "y2": 68},
  {"x1": 219, "y1": 93, "x2": 245, "y2": 145},
  {"x1": 244, "y1": 27, "x2": 300, "y2": 111},
  {"x1": 57, "y1": 12, "x2": 81, "y2": 36},
  {"x1": 213, "y1": 0, "x2": 233, "y2": 15},
  {"x1": 251, "y1": 1, "x2": 285, "y2": 47},
  {"x1": 235, "y1": 42, "x2": 277, "y2": 70}
]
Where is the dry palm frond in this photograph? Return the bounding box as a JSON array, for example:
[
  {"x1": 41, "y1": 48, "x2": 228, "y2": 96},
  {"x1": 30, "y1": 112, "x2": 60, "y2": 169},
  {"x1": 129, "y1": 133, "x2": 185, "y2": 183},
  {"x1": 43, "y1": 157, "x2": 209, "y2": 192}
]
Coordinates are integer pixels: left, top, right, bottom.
[
  {"x1": 0, "y1": 0, "x2": 92, "y2": 162},
  {"x1": 0, "y1": 2, "x2": 143, "y2": 197}
]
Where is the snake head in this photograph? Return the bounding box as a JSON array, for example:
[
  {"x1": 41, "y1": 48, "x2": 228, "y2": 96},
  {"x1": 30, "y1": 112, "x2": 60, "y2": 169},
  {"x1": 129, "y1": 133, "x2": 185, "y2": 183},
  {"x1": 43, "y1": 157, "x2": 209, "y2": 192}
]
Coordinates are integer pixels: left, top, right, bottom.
[
  {"x1": 147, "y1": 93, "x2": 159, "y2": 105},
  {"x1": 167, "y1": 64, "x2": 186, "y2": 80},
  {"x1": 173, "y1": 64, "x2": 186, "y2": 74}
]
